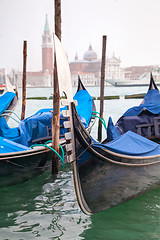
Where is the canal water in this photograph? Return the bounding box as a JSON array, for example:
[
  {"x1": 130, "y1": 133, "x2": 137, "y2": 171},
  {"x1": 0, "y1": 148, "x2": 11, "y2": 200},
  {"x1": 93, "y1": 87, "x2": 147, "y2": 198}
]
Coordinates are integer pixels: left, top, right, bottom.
[{"x1": 1, "y1": 85, "x2": 160, "y2": 240}]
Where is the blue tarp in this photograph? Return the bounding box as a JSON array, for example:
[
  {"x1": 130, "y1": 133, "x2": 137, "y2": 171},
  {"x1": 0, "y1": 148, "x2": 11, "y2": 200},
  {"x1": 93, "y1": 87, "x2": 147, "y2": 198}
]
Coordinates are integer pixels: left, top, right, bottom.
[
  {"x1": 0, "y1": 88, "x2": 93, "y2": 148},
  {"x1": 36, "y1": 89, "x2": 93, "y2": 127},
  {"x1": 115, "y1": 89, "x2": 160, "y2": 136},
  {"x1": 73, "y1": 89, "x2": 93, "y2": 126},
  {"x1": 0, "y1": 92, "x2": 16, "y2": 115},
  {"x1": 0, "y1": 136, "x2": 30, "y2": 153},
  {"x1": 116, "y1": 111, "x2": 157, "y2": 136},
  {"x1": 0, "y1": 117, "x2": 19, "y2": 139},
  {"x1": 17, "y1": 112, "x2": 53, "y2": 146},
  {"x1": 123, "y1": 89, "x2": 160, "y2": 117},
  {"x1": 107, "y1": 116, "x2": 120, "y2": 141},
  {"x1": 94, "y1": 131, "x2": 160, "y2": 157},
  {"x1": 103, "y1": 82, "x2": 160, "y2": 155}
]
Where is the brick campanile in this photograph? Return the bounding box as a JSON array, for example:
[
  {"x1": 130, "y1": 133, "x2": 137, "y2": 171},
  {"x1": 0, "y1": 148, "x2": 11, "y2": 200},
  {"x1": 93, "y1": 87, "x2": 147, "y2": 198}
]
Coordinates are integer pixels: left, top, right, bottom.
[{"x1": 42, "y1": 15, "x2": 53, "y2": 74}]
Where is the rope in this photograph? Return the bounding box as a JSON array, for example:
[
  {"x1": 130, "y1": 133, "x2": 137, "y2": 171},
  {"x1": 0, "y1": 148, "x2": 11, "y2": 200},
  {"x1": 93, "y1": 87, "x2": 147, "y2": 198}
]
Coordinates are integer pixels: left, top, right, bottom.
[
  {"x1": 0, "y1": 114, "x2": 20, "y2": 124},
  {"x1": 76, "y1": 143, "x2": 92, "y2": 161},
  {"x1": 4, "y1": 110, "x2": 21, "y2": 121},
  {"x1": 30, "y1": 141, "x2": 65, "y2": 168},
  {"x1": 92, "y1": 111, "x2": 107, "y2": 130},
  {"x1": 45, "y1": 140, "x2": 65, "y2": 167}
]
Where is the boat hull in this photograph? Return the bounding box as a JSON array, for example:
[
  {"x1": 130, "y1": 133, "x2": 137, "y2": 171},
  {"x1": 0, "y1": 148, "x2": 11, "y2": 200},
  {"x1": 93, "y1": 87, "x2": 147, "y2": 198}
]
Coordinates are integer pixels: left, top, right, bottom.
[
  {"x1": 73, "y1": 150, "x2": 160, "y2": 213},
  {"x1": 0, "y1": 147, "x2": 52, "y2": 187},
  {"x1": 71, "y1": 103, "x2": 160, "y2": 214}
]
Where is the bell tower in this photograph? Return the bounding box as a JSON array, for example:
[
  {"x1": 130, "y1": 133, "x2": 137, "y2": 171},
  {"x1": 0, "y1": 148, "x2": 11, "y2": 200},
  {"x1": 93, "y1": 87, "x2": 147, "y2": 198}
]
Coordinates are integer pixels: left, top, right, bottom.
[{"x1": 42, "y1": 15, "x2": 53, "y2": 74}]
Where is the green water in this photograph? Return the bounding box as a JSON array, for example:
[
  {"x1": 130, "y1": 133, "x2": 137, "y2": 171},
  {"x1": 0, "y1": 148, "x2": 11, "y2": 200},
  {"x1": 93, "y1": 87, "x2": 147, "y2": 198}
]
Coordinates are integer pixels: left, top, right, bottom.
[
  {"x1": 83, "y1": 190, "x2": 160, "y2": 240},
  {"x1": 1, "y1": 86, "x2": 160, "y2": 240},
  {"x1": 1, "y1": 166, "x2": 160, "y2": 240},
  {"x1": 0, "y1": 166, "x2": 89, "y2": 239}
]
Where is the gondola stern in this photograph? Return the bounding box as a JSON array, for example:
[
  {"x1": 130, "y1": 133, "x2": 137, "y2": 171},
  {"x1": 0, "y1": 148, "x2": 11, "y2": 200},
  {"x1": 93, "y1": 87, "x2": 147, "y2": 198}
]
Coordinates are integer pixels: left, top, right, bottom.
[
  {"x1": 70, "y1": 102, "x2": 95, "y2": 215},
  {"x1": 77, "y1": 75, "x2": 86, "y2": 92},
  {"x1": 72, "y1": 161, "x2": 93, "y2": 215},
  {"x1": 148, "y1": 72, "x2": 158, "y2": 91},
  {"x1": 63, "y1": 101, "x2": 93, "y2": 215}
]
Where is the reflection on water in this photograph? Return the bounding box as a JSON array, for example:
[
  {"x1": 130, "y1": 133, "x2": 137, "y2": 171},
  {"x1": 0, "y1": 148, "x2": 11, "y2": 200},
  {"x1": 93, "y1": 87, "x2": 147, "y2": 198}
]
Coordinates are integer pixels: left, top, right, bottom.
[
  {"x1": 1, "y1": 86, "x2": 160, "y2": 239},
  {"x1": 1, "y1": 167, "x2": 160, "y2": 240},
  {"x1": 82, "y1": 188, "x2": 160, "y2": 240},
  {"x1": 0, "y1": 166, "x2": 91, "y2": 240}
]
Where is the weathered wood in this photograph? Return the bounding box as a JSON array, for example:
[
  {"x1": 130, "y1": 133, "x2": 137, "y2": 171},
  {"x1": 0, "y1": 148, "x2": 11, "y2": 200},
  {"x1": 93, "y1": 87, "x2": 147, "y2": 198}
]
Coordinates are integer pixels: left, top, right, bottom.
[
  {"x1": 136, "y1": 116, "x2": 160, "y2": 139},
  {"x1": 21, "y1": 41, "x2": 27, "y2": 120},
  {"x1": 98, "y1": 35, "x2": 107, "y2": 142},
  {"x1": 125, "y1": 93, "x2": 146, "y2": 99},
  {"x1": 52, "y1": 0, "x2": 61, "y2": 174},
  {"x1": 52, "y1": 59, "x2": 60, "y2": 174},
  {"x1": 97, "y1": 95, "x2": 119, "y2": 100},
  {"x1": 54, "y1": 0, "x2": 61, "y2": 41}
]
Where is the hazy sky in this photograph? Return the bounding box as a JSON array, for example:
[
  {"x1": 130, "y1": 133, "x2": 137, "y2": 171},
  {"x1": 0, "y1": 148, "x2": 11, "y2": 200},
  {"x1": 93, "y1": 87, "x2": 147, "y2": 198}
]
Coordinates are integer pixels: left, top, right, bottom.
[{"x1": 0, "y1": 0, "x2": 160, "y2": 73}]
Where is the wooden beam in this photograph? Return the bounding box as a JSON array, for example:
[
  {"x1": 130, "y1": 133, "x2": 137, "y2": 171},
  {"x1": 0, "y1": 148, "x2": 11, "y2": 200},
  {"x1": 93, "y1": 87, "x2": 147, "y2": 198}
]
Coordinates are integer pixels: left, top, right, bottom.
[
  {"x1": 54, "y1": 0, "x2": 61, "y2": 41},
  {"x1": 98, "y1": 35, "x2": 107, "y2": 142},
  {"x1": 21, "y1": 40, "x2": 27, "y2": 120},
  {"x1": 52, "y1": 0, "x2": 61, "y2": 174}
]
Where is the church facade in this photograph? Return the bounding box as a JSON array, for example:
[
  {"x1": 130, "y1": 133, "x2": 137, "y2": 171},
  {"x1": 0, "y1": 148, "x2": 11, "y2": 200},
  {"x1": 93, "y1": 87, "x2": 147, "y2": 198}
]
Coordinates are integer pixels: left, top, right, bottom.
[{"x1": 70, "y1": 45, "x2": 124, "y2": 86}]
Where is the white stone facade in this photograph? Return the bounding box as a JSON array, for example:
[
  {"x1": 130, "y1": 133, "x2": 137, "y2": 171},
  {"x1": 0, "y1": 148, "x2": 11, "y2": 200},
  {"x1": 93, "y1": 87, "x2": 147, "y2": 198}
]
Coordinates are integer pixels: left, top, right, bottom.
[
  {"x1": 106, "y1": 53, "x2": 124, "y2": 81},
  {"x1": 71, "y1": 72, "x2": 96, "y2": 87}
]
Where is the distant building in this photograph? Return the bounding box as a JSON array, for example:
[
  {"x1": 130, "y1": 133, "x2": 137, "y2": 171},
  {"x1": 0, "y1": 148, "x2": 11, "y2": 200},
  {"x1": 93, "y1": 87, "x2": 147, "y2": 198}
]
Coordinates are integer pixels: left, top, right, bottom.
[
  {"x1": 70, "y1": 46, "x2": 123, "y2": 86},
  {"x1": 123, "y1": 66, "x2": 152, "y2": 80},
  {"x1": 106, "y1": 53, "x2": 124, "y2": 81},
  {"x1": 70, "y1": 44, "x2": 101, "y2": 86},
  {"x1": 0, "y1": 68, "x2": 6, "y2": 85},
  {"x1": 71, "y1": 71, "x2": 96, "y2": 86},
  {"x1": 10, "y1": 15, "x2": 53, "y2": 87},
  {"x1": 7, "y1": 16, "x2": 160, "y2": 88},
  {"x1": 150, "y1": 66, "x2": 160, "y2": 81}
]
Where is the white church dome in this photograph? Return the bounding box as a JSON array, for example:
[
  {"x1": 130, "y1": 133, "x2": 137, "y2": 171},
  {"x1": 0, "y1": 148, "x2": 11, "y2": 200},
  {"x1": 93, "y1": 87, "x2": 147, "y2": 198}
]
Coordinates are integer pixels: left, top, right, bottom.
[{"x1": 83, "y1": 44, "x2": 97, "y2": 61}]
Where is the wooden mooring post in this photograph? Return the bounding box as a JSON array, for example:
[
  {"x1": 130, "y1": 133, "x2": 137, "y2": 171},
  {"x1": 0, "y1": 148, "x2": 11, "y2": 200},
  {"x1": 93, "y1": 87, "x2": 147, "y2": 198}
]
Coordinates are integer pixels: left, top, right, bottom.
[
  {"x1": 52, "y1": 0, "x2": 61, "y2": 174},
  {"x1": 98, "y1": 35, "x2": 107, "y2": 142},
  {"x1": 21, "y1": 40, "x2": 27, "y2": 120}
]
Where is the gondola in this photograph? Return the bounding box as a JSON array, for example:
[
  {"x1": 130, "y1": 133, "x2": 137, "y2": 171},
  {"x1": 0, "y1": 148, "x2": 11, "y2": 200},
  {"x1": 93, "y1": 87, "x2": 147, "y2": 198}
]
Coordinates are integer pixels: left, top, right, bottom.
[
  {"x1": 0, "y1": 35, "x2": 96, "y2": 187},
  {"x1": 69, "y1": 73, "x2": 160, "y2": 215},
  {"x1": 0, "y1": 77, "x2": 95, "y2": 186}
]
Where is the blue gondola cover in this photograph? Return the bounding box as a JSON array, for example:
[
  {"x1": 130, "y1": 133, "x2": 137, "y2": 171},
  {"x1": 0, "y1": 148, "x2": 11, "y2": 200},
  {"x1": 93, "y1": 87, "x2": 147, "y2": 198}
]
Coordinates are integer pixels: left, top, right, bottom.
[
  {"x1": 0, "y1": 88, "x2": 93, "y2": 148},
  {"x1": 0, "y1": 136, "x2": 30, "y2": 153},
  {"x1": 94, "y1": 131, "x2": 160, "y2": 156},
  {"x1": 123, "y1": 89, "x2": 160, "y2": 117},
  {"x1": 0, "y1": 92, "x2": 16, "y2": 115},
  {"x1": 116, "y1": 89, "x2": 160, "y2": 136}
]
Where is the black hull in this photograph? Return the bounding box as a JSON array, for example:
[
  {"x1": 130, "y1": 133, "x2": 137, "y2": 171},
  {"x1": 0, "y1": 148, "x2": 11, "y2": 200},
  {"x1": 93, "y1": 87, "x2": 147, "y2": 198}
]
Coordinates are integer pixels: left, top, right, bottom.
[
  {"x1": 0, "y1": 147, "x2": 53, "y2": 187},
  {"x1": 71, "y1": 103, "x2": 160, "y2": 214}
]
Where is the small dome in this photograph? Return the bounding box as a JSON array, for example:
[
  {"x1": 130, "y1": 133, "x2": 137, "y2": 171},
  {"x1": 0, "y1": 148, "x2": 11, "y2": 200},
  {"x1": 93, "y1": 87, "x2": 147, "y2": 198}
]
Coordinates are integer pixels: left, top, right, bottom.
[{"x1": 83, "y1": 44, "x2": 97, "y2": 61}]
